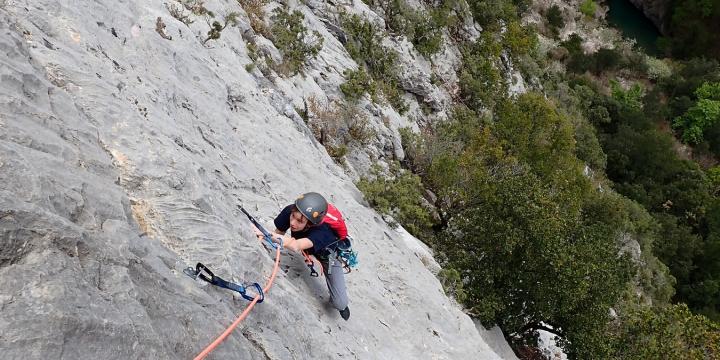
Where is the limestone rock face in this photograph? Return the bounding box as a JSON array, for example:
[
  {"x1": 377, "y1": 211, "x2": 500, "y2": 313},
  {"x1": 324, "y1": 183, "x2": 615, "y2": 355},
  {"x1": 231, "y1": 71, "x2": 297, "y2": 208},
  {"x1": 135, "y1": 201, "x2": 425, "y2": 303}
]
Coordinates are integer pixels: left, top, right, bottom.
[
  {"x1": 627, "y1": 0, "x2": 670, "y2": 33},
  {"x1": 0, "y1": 1, "x2": 514, "y2": 359}
]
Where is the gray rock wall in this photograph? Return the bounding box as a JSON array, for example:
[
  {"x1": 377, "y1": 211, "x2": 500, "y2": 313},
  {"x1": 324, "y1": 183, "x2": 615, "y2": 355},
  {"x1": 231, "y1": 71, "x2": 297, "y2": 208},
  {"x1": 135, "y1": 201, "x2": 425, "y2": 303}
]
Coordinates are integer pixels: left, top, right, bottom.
[
  {"x1": 627, "y1": 0, "x2": 670, "y2": 33},
  {"x1": 0, "y1": 0, "x2": 514, "y2": 359}
]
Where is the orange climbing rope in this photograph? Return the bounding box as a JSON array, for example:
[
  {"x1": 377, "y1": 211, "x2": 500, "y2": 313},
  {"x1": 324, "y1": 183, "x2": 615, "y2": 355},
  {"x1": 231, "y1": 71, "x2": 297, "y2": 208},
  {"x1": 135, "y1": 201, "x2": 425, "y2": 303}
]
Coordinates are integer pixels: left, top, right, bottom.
[{"x1": 192, "y1": 244, "x2": 282, "y2": 360}]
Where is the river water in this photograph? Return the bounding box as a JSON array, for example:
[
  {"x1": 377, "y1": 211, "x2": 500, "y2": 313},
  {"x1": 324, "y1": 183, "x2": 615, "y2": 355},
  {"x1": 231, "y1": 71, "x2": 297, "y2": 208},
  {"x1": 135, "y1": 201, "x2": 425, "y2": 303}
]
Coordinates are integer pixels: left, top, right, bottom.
[{"x1": 606, "y1": 0, "x2": 662, "y2": 55}]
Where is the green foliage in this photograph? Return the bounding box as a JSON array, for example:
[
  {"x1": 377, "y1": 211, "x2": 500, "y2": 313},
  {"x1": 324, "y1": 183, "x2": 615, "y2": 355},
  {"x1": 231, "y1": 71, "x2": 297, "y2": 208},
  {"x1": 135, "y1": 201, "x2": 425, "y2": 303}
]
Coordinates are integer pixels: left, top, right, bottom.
[
  {"x1": 565, "y1": 47, "x2": 623, "y2": 74},
  {"x1": 594, "y1": 48, "x2": 622, "y2": 71},
  {"x1": 202, "y1": 13, "x2": 239, "y2": 44},
  {"x1": 326, "y1": 144, "x2": 348, "y2": 160},
  {"x1": 600, "y1": 108, "x2": 718, "y2": 314},
  {"x1": 459, "y1": 33, "x2": 506, "y2": 110},
  {"x1": 579, "y1": 0, "x2": 597, "y2": 17},
  {"x1": 561, "y1": 35, "x2": 624, "y2": 75},
  {"x1": 545, "y1": 5, "x2": 564, "y2": 37},
  {"x1": 708, "y1": 166, "x2": 720, "y2": 195},
  {"x1": 684, "y1": 199, "x2": 720, "y2": 321},
  {"x1": 340, "y1": 69, "x2": 375, "y2": 102},
  {"x1": 663, "y1": 0, "x2": 720, "y2": 59},
  {"x1": 357, "y1": 163, "x2": 436, "y2": 237},
  {"x1": 465, "y1": 0, "x2": 520, "y2": 29},
  {"x1": 306, "y1": 98, "x2": 376, "y2": 161},
  {"x1": 590, "y1": 70, "x2": 720, "y2": 318},
  {"x1": 437, "y1": 268, "x2": 468, "y2": 303},
  {"x1": 574, "y1": 120, "x2": 607, "y2": 170},
  {"x1": 660, "y1": 60, "x2": 720, "y2": 155},
  {"x1": 412, "y1": 12, "x2": 444, "y2": 57},
  {"x1": 582, "y1": 191, "x2": 676, "y2": 304},
  {"x1": 609, "y1": 303, "x2": 720, "y2": 359},
  {"x1": 503, "y1": 20, "x2": 538, "y2": 60},
  {"x1": 673, "y1": 82, "x2": 720, "y2": 144},
  {"x1": 375, "y1": 80, "x2": 409, "y2": 114},
  {"x1": 645, "y1": 56, "x2": 672, "y2": 80},
  {"x1": 561, "y1": 33, "x2": 583, "y2": 55},
  {"x1": 604, "y1": 123, "x2": 710, "y2": 219},
  {"x1": 400, "y1": 106, "x2": 489, "y2": 181},
  {"x1": 661, "y1": 59, "x2": 720, "y2": 108},
  {"x1": 340, "y1": 13, "x2": 408, "y2": 113},
  {"x1": 439, "y1": 165, "x2": 633, "y2": 358},
  {"x1": 374, "y1": 0, "x2": 444, "y2": 57},
  {"x1": 703, "y1": 120, "x2": 720, "y2": 158},
  {"x1": 495, "y1": 93, "x2": 583, "y2": 187},
  {"x1": 652, "y1": 213, "x2": 703, "y2": 288},
  {"x1": 270, "y1": 7, "x2": 323, "y2": 75},
  {"x1": 341, "y1": 14, "x2": 396, "y2": 80},
  {"x1": 541, "y1": 81, "x2": 609, "y2": 170},
  {"x1": 610, "y1": 80, "x2": 645, "y2": 111},
  {"x1": 402, "y1": 95, "x2": 640, "y2": 357}
]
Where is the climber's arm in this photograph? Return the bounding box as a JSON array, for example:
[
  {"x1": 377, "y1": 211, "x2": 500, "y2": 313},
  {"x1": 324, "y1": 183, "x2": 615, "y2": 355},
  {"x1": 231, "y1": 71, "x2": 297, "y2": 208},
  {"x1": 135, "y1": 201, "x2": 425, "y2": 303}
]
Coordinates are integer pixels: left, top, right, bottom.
[
  {"x1": 278, "y1": 235, "x2": 313, "y2": 253},
  {"x1": 253, "y1": 225, "x2": 313, "y2": 252}
]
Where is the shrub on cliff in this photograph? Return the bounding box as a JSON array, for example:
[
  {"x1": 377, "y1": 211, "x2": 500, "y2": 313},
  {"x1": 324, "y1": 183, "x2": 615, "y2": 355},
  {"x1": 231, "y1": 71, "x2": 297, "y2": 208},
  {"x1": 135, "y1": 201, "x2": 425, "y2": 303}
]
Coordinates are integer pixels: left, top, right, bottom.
[{"x1": 270, "y1": 7, "x2": 323, "y2": 75}]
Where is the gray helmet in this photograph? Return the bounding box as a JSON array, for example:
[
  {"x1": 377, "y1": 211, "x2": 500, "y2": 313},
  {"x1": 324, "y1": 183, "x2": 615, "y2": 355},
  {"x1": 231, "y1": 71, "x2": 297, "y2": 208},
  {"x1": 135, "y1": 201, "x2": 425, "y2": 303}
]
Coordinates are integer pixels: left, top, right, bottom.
[{"x1": 295, "y1": 192, "x2": 328, "y2": 225}]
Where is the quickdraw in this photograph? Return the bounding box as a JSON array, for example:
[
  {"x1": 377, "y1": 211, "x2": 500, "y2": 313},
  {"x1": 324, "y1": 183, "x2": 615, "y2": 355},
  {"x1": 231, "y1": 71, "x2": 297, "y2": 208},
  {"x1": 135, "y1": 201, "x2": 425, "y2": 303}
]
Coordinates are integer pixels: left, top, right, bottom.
[
  {"x1": 238, "y1": 205, "x2": 282, "y2": 250},
  {"x1": 301, "y1": 250, "x2": 321, "y2": 277},
  {"x1": 192, "y1": 204, "x2": 283, "y2": 360},
  {"x1": 184, "y1": 262, "x2": 264, "y2": 303}
]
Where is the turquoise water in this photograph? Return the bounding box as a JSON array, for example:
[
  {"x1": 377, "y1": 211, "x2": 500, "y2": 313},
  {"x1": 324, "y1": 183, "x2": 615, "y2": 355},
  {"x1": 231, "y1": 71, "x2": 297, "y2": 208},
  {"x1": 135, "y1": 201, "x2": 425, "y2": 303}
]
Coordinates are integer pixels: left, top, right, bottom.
[{"x1": 606, "y1": 0, "x2": 662, "y2": 55}]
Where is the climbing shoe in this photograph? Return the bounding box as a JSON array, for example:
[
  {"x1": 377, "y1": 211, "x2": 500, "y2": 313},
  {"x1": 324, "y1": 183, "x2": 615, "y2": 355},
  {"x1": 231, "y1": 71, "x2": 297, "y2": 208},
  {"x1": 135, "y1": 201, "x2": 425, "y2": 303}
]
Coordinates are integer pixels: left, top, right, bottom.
[{"x1": 339, "y1": 306, "x2": 350, "y2": 321}]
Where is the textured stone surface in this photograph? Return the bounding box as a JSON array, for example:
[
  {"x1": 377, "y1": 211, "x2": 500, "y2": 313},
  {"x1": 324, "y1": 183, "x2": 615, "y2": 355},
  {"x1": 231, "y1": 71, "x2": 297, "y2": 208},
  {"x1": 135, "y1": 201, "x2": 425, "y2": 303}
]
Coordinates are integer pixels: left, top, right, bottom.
[
  {"x1": 627, "y1": 0, "x2": 669, "y2": 33},
  {"x1": 0, "y1": 1, "x2": 514, "y2": 359}
]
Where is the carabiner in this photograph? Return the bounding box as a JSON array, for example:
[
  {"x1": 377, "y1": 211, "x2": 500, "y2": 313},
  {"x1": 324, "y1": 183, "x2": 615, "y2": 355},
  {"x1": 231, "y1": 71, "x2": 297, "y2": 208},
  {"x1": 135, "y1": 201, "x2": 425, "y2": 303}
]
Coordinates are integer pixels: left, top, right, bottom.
[{"x1": 241, "y1": 282, "x2": 264, "y2": 302}]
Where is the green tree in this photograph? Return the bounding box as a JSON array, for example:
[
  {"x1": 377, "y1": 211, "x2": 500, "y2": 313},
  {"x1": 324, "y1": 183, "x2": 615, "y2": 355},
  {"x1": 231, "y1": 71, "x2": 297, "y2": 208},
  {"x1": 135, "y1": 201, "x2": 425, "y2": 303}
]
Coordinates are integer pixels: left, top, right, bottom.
[
  {"x1": 609, "y1": 303, "x2": 720, "y2": 359},
  {"x1": 663, "y1": 0, "x2": 720, "y2": 59},
  {"x1": 357, "y1": 163, "x2": 436, "y2": 237},
  {"x1": 438, "y1": 163, "x2": 632, "y2": 358},
  {"x1": 465, "y1": 0, "x2": 518, "y2": 28},
  {"x1": 546, "y1": 5, "x2": 564, "y2": 37},
  {"x1": 459, "y1": 33, "x2": 505, "y2": 110},
  {"x1": 503, "y1": 20, "x2": 537, "y2": 60},
  {"x1": 673, "y1": 82, "x2": 720, "y2": 144},
  {"x1": 404, "y1": 95, "x2": 634, "y2": 357},
  {"x1": 495, "y1": 93, "x2": 579, "y2": 182}
]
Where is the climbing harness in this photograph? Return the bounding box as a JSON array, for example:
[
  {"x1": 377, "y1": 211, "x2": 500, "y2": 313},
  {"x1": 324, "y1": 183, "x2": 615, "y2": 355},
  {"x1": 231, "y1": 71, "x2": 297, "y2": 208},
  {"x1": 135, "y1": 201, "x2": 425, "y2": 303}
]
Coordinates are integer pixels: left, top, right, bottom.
[
  {"x1": 184, "y1": 262, "x2": 264, "y2": 302},
  {"x1": 238, "y1": 204, "x2": 282, "y2": 250},
  {"x1": 301, "y1": 236, "x2": 358, "y2": 277}
]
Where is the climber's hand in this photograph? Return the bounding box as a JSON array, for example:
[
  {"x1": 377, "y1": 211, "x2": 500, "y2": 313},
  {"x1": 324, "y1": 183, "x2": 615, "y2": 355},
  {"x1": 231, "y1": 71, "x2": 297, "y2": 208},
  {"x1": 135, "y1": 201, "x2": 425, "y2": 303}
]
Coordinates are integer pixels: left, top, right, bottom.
[{"x1": 252, "y1": 225, "x2": 264, "y2": 241}]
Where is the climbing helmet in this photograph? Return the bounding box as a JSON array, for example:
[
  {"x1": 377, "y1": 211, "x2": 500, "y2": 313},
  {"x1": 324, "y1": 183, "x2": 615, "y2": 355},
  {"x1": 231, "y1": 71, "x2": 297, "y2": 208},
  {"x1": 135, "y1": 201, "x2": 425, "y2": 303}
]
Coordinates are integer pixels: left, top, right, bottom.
[{"x1": 294, "y1": 192, "x2": 328, "y2": 225}]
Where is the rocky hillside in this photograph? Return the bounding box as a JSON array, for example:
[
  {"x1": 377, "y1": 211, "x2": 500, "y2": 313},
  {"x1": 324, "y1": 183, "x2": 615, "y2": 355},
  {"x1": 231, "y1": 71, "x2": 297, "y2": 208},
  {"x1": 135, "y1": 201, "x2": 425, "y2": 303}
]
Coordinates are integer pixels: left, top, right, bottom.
[{"x1": 0, "y1": 0, "x2": 517, "y2": 358}]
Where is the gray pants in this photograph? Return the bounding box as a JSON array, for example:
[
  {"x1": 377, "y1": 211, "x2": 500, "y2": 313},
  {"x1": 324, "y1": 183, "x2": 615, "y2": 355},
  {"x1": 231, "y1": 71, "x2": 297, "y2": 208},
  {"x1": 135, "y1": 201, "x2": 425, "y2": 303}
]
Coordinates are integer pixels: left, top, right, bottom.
[{"x1": 320, "y1": 256, "x2": 348, "y2": 310}]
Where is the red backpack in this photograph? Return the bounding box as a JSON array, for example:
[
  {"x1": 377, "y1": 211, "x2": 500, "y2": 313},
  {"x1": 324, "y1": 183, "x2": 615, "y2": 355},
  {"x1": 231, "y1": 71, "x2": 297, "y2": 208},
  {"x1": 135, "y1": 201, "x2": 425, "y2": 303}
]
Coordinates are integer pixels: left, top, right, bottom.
[
  {"x1": 322, "y1": 203, "x2": 348, "y2": 240},
  {"x1": 303, "y1": 203, "x2": 356, "y2": 275}
]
